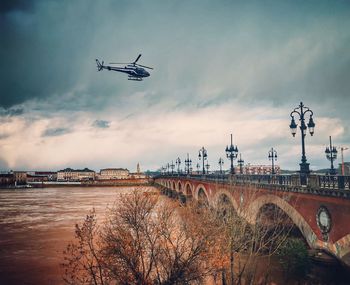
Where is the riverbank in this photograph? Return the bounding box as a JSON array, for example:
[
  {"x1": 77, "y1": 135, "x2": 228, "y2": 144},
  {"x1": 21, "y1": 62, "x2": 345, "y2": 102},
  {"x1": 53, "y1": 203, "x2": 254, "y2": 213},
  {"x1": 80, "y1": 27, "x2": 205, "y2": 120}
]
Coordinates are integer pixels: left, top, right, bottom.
[{"x1": 27, "y1": 178, "x2": 153, "y2": 188}]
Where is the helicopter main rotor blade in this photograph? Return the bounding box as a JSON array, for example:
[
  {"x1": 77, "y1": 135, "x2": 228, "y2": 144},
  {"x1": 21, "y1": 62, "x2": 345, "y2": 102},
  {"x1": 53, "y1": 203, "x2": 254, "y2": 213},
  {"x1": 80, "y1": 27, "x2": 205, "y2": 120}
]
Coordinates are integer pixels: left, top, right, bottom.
[
  {"x1": 133, "y1": 54, "x2": 142, "y2": 64},
  {"x1": 109, "y1": 62, "x2": 131, "y2": 65},
  {"x1": 136, "y1": 64, "x2": 153, "y2": 70}
]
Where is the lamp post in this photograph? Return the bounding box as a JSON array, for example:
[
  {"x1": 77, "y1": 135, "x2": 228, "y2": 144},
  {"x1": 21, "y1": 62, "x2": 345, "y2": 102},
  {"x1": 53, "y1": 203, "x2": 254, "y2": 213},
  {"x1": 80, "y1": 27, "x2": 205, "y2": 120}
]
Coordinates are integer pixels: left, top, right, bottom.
[
  {"x1": 268, "y1": 148, "x2": 278, "y2": 175},
  {"x1": 226, "y1": 134, "x2": 238, "y2": 174},
  {"x1": 289, "y1": 102, "x2": 315, "y2": 184},
  {"x1": 198, "y1": 147, "x2": 208, "y2": 175},
  {"x1": 166, "y1": 163, "x2": 170, "y2": 174},
  {"x1": 325, "y1": 136, "x2": 337, "y2": 175},
  {"x1": 176, "y1": 157, "x2": 181, "y2": 174},
  {"x1": 218, "y1": 158, "x2": 224, "y2": 174},
  {"x1": 196, "y1": 162, "x2": 200, "y2": 174},
  {"x1": 205, "y1": 162, "x2": 210, "y2": 174},
  {"x1": 237, "y1": 153, "x2": 244, "y2": 174},
  {"x1": 184, "y1": 153, "x2": 192, "y2": 175},
  {"x1": 170, "y1": 161, "x2": 175, "y2": 175}
]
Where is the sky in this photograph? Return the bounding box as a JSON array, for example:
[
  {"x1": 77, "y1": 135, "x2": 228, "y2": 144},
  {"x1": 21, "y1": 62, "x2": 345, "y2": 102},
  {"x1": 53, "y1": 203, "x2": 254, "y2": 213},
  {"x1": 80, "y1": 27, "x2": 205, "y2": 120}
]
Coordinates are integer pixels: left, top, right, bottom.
[{"x1": 0, "y1": 0, "x2": 350, "y2": 172}]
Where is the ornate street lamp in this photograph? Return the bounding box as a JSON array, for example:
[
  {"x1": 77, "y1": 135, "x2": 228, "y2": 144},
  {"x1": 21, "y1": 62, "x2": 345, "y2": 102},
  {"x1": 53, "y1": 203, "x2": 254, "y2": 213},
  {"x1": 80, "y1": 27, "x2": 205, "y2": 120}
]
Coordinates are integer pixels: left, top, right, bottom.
[
  {"x1": 205, "y1": 162, "x2": 210, "y2": 174},
  {"x1": 184, "y1": 153, "x2": 192, "y2": 175},
  {"x1": 218, "y1": 157, "x2": 224, "y2": 174},
  {"x1": 325, "y1": 136, "x2": 337, "y2": 175},
  {"x1": 198, "y1": 147, "x2": 208, "y2": 174},
  {"x1": 170, "y1": 161, "x2": 175, "y2": 175},
  {"x1": 176, "y1": 157, "x2": 181, "y2": 174},
  {"x1": 237, "y1": 153, "x2": 244, "y2": 174},
  {"x1": 225, "y1": 134, "x2": 238, "y2": 174},
  {"x1": 166, "y1": 163, "x2": 170, "y2": 174},
  {"x1": 268, "y1": 147, "x2": 278, "y2": 175},
  {"x1": 290, "y1": 102, "x2": 315, "y2": 184},
  {"x1": 196, "y1": 162, "x2": 200, "y2": 173}
]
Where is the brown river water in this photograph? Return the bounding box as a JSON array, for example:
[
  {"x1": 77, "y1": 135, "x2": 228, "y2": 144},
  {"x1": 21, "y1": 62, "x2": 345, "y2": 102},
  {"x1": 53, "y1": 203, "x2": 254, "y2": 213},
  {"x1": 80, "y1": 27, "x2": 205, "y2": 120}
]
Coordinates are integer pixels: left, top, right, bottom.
[
  {"x1": 0, "y1": 186, "x2": 145, "y2": 285},
  {"x1": 1, "y1": 186, "x2": 349, "y2": 285}
]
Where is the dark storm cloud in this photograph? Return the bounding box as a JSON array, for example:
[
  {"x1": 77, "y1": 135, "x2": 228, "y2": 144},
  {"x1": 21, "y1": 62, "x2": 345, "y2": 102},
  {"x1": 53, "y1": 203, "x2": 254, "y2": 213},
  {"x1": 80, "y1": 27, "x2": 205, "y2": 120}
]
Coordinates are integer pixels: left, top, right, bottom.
[
  {"x1": 0, "y1": 0, "x2": 33, "y2": 14},
  {"x1": 0, "y1": 107, "x2": 24, "y2": 117},
  {"x1": 92, "y1": 120, "x2": 110, "y2": 129},
  {"x1": 1, "y1": 0, "x2": 350, "y2": 120},
  {"x1": 42, "y1": 127, "x2": 70, "y2": 137}
]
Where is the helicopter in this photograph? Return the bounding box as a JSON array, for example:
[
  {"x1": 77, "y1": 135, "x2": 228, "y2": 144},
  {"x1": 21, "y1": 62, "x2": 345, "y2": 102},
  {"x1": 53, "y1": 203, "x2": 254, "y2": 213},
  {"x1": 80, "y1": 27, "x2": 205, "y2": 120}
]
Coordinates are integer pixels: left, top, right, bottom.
[{"x1": 95, "y1": 54, "x2": 153, "y2": 81}]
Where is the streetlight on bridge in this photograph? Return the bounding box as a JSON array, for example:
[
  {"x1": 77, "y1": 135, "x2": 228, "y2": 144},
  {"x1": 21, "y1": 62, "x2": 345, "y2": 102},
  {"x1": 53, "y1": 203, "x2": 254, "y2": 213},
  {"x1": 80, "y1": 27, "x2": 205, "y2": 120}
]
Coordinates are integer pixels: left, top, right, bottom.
[
  {"x1": 268, "y1": 148, "x2": 278, "y2": 175},
  {"x1": 198, "y1": 147, "x2": 208, "y2": 175},
  {"x1": 176, "y1": 157, "x2": 181, "y2": 174},
  {"x1": 196, "y1": 162, "x2": 200, "y2": 174},
  {"x1": 325, "y1": 136, "x2": 337, "y2": 176},
  {"x1": 225, "y1": 134, "x2": 238, "y2": 174},
  {"x1": 218, "y1": 158, "x2": 224, "y2": 174},
  {"x1": 205, "y1": 162, "x2": 210, "y2": 174},
  {"x1": 237, "y1": 153, "x2": 244, "y2": 174},
  {"x1": 170, "y1": 161, "x2": 175, "y2": 175},
  {"x1": 289, "y1": 102, "x2": 315, "y2": 184},
  {"x1": 166, "y1": 163, "x2": 170, "y2": 174},
  {"x1": 184, "y1": 153, "x2": 192, "y2": 175}
]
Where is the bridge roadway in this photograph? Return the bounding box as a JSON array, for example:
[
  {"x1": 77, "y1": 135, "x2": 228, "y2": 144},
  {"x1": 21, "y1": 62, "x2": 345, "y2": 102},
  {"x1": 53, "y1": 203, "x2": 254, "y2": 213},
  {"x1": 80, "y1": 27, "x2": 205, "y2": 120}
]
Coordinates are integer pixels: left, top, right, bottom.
[{"x1": 154, "y1": 173, "x2": 350, "y2": 267}]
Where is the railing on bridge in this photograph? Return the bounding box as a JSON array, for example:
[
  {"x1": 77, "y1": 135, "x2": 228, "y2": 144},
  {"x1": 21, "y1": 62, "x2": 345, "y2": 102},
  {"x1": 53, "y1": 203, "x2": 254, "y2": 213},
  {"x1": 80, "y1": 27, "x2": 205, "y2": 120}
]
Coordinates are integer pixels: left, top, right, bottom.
[{"x1": 155, "y1": 173, "x2": 350, "y2": 191}]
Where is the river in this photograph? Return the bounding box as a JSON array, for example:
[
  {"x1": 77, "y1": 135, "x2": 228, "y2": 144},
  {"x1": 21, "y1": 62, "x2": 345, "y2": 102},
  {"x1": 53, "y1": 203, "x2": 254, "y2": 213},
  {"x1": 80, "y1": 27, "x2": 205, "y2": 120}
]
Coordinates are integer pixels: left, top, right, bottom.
[
  {"x1": 0, "y1": 186, "x2": 149, "y2": 285},
  {"x1": 1, "y1": 186, "x2": 349, "y2": 285}
]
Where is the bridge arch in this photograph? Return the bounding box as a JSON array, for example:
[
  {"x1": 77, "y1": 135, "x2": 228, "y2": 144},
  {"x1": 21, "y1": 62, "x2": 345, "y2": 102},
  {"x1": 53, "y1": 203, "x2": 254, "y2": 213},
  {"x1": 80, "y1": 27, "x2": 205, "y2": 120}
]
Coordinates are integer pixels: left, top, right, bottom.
[
  {"x1": 177, "y1": 181, "x2": 182, "y2": 192},
  {"x1": 195, "y1": 184, "x2": 209, "y2": 207},
  {"x1": 213, "y1": 189, "x2": 239, "y2": 214},
  {"x1": 172, "y1": 181, "x2": 176, "y2": 191},
  {"x1": 184, "y1": 182, "x2": 193, "y2": 198},
  {"x1": 247, "y1": 194, "x2": 317, "y2": 248}
]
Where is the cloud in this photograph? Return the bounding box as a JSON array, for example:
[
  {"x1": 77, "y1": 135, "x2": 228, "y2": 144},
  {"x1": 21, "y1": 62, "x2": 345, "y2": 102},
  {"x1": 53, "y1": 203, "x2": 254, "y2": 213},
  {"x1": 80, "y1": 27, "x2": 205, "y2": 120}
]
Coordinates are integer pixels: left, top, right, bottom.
[
  {"x1": 42, "y1": 127, "x2": 71, "y2": 137},
  {"x1": 0, "y1": 107, "x2": 24, "y2": 117},
  {"x1": 0, "y1": 0, "x2": 349, "y2": 171},
  {"x1": 92, "y1": 119, "x2": 110, "y2": 129}
]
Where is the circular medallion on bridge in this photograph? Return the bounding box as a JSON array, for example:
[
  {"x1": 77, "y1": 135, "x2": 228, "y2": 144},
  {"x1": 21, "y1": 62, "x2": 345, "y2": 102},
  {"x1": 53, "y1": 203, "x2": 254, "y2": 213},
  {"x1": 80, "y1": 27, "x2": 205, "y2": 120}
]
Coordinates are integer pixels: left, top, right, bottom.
[{"x1": 316, "y1": 206, "x2": 332, "y2": 240}]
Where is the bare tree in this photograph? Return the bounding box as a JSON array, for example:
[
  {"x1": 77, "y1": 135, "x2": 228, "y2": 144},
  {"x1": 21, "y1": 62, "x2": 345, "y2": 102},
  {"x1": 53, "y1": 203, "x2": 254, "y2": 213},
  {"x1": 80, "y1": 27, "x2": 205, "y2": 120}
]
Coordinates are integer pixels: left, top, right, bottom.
[
  {"x1": 62, "y1": 190, "x2": 224, "y2": 285},
  {"x1": 215, "y1": 190, "x2": 296, "y2": 285}
]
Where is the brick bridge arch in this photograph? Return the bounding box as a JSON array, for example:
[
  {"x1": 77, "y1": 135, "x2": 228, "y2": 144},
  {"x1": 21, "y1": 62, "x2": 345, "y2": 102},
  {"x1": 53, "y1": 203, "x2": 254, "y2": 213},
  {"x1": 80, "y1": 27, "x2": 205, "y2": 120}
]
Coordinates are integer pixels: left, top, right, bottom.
[
  {"x1": 157, "y1": 177, "x2": 350, "y2": 267},
  {"x1": 246, "y1": 194, "x2": 317, "y2": 247}
]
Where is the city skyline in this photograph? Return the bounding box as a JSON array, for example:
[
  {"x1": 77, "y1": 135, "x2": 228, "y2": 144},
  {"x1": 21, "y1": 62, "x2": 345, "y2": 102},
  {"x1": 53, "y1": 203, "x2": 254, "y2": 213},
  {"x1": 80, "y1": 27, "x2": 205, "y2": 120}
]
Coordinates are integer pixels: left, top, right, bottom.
[{"x1": 1, "y1": 0, "x2": 350, "y2": 172}]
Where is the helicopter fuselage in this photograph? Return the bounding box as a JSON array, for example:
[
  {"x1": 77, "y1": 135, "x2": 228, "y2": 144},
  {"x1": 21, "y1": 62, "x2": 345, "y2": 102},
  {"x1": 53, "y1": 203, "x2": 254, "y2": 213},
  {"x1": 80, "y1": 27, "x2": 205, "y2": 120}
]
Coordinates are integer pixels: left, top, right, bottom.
[
  {"x1": 103, "y1": 65, "x2": 149, "y2": 79},
  {"x1": 96, "y1": 55, "x2": 152, "y2": 81}
]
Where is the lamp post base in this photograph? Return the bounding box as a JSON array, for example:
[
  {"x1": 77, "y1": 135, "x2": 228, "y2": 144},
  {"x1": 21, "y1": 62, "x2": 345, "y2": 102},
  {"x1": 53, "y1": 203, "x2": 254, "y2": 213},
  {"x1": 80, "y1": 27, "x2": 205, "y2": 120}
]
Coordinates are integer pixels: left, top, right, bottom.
[{"x1": 299, "y1": 162, "x2": 310, "y2": 185}]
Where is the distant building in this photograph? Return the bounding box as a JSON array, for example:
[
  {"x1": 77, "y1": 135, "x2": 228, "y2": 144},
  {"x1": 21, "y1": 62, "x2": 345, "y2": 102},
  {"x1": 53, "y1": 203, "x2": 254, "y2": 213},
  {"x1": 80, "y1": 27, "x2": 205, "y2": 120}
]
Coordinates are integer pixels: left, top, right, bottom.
[
  {"x1": 0, "y1": 171, "x2": 27, "y2": 186},
  {"x1": 98, "y1": 168, "x2": 129, "y2": 180},
  {"x1": 27, "y1": 171, "x2": 57, "y2": 182},
  {"x1": 13, "y1": 171, "x2": 27, "y2": 185},
  {"x1": 57, "y1": 168, "x2": 95, "y2": 181},
  {"x1": 0, "y1": 174, "x2": 15, "y2": 186},
  {"x1": 243, "y1": 164, "x2": 281, "y2": 175}
]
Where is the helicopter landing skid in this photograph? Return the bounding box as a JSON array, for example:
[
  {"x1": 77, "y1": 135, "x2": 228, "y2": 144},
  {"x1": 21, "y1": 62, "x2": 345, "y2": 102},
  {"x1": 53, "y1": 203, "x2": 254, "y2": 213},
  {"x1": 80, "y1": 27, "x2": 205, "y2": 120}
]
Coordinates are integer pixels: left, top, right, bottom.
[{"x1": 128, "y1": 77, "x2": 143, "y2": 81}]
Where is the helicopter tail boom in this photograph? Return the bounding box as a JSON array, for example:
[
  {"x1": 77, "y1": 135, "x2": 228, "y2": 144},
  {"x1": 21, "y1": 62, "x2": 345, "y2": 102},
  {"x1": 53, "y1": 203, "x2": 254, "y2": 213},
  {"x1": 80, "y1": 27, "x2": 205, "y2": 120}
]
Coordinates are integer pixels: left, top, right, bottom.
[{"x1": 96, "y1": 59, "x2": 104, "y2": 71}]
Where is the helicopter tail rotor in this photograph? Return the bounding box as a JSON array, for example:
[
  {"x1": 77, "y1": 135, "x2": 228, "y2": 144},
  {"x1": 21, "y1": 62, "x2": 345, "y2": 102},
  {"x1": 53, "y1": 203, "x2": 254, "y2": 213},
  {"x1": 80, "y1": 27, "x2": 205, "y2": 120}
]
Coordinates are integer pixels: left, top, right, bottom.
[{"x1": 96, "y1": 59, "x2": 104, "y2": 71}]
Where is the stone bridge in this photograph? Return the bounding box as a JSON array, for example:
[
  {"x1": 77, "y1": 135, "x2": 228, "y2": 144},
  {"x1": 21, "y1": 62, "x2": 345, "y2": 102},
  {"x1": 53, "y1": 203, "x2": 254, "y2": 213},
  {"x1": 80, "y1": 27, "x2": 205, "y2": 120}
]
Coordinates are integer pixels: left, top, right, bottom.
[{"x1": 154, "y1": 174, "x2": 350, "y2": 267}]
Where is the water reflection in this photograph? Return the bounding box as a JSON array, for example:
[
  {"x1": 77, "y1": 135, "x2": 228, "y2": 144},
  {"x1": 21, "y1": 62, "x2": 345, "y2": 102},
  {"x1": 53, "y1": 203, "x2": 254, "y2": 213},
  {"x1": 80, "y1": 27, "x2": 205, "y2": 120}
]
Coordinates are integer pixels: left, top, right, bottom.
[{"x1": 0, "y1": 186, "x2": 149, "y2": 285}]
